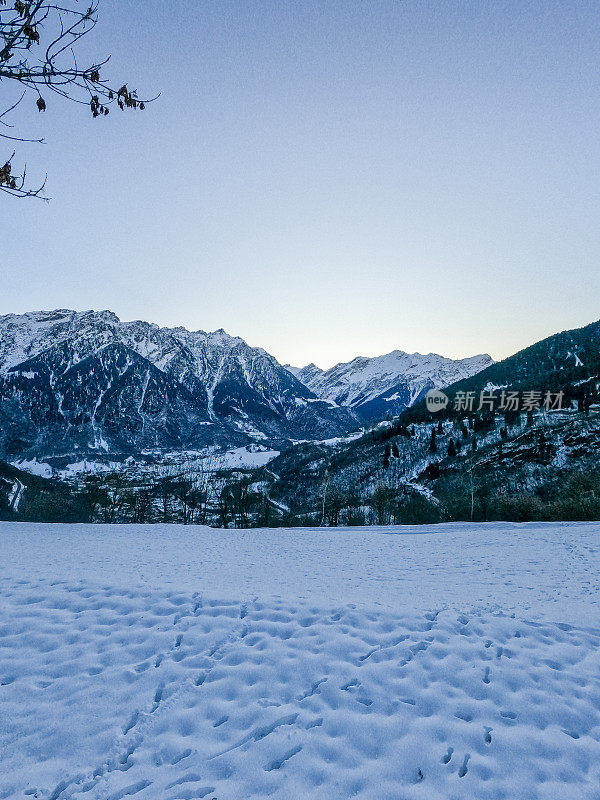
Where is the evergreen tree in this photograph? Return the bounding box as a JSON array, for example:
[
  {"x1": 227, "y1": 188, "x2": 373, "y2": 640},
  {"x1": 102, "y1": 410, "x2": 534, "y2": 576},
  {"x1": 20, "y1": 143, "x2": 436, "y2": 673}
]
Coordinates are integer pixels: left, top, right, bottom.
[
  {"x1": 428, "y1": 462, "x2": 441, "y2": 479},
  {"x1": 437, "y1": 419, "x2": 444, "y2": 435},
  {"x1": 447, "y1": 438, "x2": 456, "y2": 457},
  {"x1": 429, "y1": 429, "x2": 437, "y2": 453},
  {"x1": 392, "y1": 441, "x2": 399, "y2": 458},
  {"x1": 504, "y1": 408, "x2": 520, "y2": 427},
  {"x1": 383, "y1": 443, "x2": 391, "y2": 469}
]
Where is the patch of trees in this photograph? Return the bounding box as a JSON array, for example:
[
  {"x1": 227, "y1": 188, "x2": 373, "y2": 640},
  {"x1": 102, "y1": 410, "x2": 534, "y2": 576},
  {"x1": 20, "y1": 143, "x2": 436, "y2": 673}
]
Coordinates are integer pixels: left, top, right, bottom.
[
  {"x1": 10, "y1": 455, "x2": 600, "y2": 527},
  {"x1": 371, "y1": 420, "x2": 414, "y2": 443}
]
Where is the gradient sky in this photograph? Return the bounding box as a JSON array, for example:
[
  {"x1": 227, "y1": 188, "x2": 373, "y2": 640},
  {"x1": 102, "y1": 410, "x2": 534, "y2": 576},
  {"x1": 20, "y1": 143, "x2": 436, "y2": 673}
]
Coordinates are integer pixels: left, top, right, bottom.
[{"x1": 1, "y1": 0, "x2": 600, "y2": 368}]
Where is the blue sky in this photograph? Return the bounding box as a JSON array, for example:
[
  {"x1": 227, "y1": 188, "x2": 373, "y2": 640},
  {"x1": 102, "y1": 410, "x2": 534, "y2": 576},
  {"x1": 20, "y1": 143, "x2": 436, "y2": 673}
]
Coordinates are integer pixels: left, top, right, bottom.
[{"x1": 2, "y1": 0, "x2": 599, "y2": 367}]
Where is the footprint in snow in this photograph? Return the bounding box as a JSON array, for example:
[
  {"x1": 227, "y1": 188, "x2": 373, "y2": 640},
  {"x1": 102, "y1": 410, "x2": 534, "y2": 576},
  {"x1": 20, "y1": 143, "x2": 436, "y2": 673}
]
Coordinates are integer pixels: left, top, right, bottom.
[{"x1": 458, "y1": 754, "x2": 470, "y2": 777}]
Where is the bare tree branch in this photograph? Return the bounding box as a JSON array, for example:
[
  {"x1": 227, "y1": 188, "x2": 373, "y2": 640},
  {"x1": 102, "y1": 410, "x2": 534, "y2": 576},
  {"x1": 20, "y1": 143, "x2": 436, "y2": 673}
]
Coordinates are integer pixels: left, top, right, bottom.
[{"x1": 0, "y1": 0, "x2": 155, "y2": 197}]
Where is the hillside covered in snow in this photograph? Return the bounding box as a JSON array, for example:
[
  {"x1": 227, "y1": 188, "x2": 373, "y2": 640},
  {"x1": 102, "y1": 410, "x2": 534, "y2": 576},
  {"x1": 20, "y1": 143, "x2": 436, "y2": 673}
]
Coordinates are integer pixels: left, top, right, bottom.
[
  {"x1": 287, "y1": 350, "x2": 493, "y2": 420},
  {"x1": 0, "y1": 310, "x2": 493, "y2": 467},
  {"x1": 0, "y1": 310, "x2": 357, "y2": 461}
]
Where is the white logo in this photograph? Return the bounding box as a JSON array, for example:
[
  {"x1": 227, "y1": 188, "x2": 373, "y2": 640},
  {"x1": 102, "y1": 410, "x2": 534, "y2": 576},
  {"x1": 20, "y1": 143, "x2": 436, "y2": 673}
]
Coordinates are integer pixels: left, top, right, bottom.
[{"x1": 426, "y1": 388, "x2": 449, "y2": 413}]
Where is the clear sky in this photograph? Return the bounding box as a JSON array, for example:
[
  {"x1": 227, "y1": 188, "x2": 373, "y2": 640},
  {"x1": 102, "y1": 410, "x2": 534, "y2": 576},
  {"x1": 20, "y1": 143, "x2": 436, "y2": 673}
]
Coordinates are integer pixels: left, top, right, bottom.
[{"x1": 2, "y1": 0, "x2": 599, "y2": 368}]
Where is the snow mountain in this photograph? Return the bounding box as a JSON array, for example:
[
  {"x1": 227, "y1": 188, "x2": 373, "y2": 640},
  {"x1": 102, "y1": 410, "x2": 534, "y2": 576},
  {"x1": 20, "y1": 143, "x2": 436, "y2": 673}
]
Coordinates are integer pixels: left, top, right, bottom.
[
  {"x1": 434, "y1": 318, "x2": 600, "y2": 403},
  {"x1": 0, "y1": 310, "x2": 357, "y2": 461},
  {"x1": 287, "y1": 350, "x2": 493, "y2": 420}
]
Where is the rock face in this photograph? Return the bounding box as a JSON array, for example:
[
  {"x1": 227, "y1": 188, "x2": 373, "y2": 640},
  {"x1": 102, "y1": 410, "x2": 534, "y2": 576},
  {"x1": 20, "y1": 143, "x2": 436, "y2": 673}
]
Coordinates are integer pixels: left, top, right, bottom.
[
  {"x1": 287, "y1": 350, "x2": 493, "y2": 420},
  {"x1": 0, "y1": 310, "x2": 357, "y2": 460}
]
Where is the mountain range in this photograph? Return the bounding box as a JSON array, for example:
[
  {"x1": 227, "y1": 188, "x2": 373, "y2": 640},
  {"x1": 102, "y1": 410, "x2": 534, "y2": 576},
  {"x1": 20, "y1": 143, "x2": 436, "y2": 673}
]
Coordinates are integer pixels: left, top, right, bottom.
[
  {"x1": 400, "y1": 317, "x2": 600, "y2": 426},
  {"x1": 287, "y1": 351, "x2": 493, "y2": 420},
  {"x1": 253, "y1": 317, "x2": 600, "y2": 522},
  {"x1": 0, "y1": 309, "x2": 491, "y2": 463}
]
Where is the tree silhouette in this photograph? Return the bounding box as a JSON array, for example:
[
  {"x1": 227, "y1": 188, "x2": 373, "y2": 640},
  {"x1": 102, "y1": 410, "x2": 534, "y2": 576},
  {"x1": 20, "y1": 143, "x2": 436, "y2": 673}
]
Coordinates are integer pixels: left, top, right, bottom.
[
  {"x1": 383, "y1": 443, "x2": 391, "y2": 469},
  {"x1": 0, "y1": 1, "x2": 153, "y2": 197},
  {"x1": 429, "y1": 428, "x2": 437, "y2": 453}
]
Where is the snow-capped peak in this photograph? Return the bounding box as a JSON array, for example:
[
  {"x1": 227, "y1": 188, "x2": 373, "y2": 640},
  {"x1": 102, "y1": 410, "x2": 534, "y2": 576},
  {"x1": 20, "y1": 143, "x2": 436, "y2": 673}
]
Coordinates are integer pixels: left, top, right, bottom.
[
  {"x1": 0, "y1": 310, "x2": 358, "y2": 461},
  {"x1": 287, "y1": 349, "x2": 493, "y2": 415}
]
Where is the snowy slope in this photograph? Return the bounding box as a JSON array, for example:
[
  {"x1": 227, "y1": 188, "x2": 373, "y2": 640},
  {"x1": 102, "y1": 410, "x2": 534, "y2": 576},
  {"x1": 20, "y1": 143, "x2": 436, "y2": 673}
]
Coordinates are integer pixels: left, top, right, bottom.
[
  {"x1": 0, "y1": 310, "x2": 356, "y2": 459},
  {"x1": 287, "y1": 350, "x2": 493, "y2": 419},
  {"x1": 1, "y1": 521, "x2": 600, "y2": 800},
  {"x1": 0, "y1": 309, "x2": 318, "y2": 415}
]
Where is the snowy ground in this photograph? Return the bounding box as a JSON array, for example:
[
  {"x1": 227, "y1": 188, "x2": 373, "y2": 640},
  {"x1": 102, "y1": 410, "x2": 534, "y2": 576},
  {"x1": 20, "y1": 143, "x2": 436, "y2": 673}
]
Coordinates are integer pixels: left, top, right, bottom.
[{"x1": 1, "y1": 522, "x2": 600, "y2": 800}]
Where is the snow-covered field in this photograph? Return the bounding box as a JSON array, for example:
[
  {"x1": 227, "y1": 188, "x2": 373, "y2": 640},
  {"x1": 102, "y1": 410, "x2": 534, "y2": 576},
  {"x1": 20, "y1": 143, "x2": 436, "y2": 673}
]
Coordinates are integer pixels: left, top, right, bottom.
[{"x1": 1, "y1": 522, "x2": 600, "y2": 800}]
